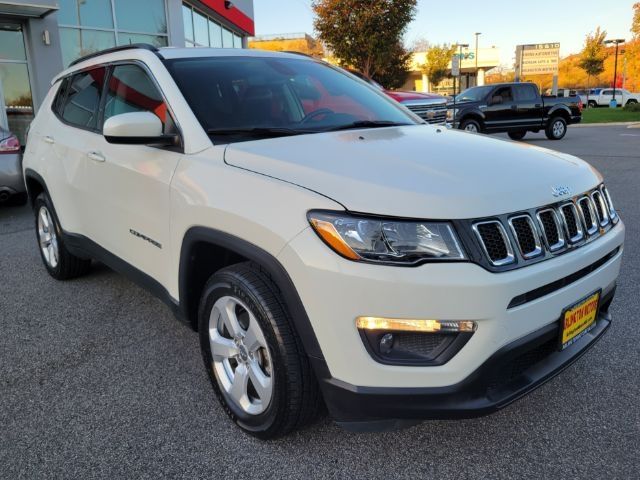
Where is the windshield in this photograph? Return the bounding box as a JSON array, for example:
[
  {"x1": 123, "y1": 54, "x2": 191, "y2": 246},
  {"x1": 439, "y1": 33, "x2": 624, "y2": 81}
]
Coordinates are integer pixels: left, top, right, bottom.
[
  {"x1": 456, "y1": 86, "x2": 494, "y2": 102},
  {"x1": 164, "y1": 56, "x2": 417, "y2": 141}
]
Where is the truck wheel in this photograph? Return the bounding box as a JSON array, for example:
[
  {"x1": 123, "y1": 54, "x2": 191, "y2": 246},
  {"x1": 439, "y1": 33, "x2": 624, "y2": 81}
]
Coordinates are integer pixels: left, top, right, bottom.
[
  {"x1": 508, "y1": 131, "x2": 527, "y2": 141},
  {"x1": 460, "y1": 119, "x2": 481, "y2": 133},
  {"x1": 545, "y1": 117, "x2": 567, "y2": 140},
  {"x1": 198, "y1": 262, "x2": 321, "y2": 439},
  {"x1": 627, "y1": 100, "x2": 638, "y2": 106},
  {"x1": 34, "y1": 193, "x2": 91, "y2": 280},
  {"x1": 588, "y1": 100, "x2": 597, "y2": 108}
]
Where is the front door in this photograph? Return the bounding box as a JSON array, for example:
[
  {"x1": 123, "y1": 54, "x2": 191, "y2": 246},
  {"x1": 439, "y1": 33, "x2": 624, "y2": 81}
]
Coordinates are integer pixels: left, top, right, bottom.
[
  {"x1": 83, "y1": 62, "x2": 180, "y2": 284},
  {"x1": 0, "y1": 21, "x2": 34, "y2": 144},
  {"x1": 483, "y1": 86, "x2": 515, "y2": 132}
]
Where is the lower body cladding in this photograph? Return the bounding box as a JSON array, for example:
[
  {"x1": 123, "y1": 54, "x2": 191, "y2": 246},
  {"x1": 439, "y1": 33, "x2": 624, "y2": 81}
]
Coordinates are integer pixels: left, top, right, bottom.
[{"x1": 278, "y1": 221, "x2": 625, "y2": 430}]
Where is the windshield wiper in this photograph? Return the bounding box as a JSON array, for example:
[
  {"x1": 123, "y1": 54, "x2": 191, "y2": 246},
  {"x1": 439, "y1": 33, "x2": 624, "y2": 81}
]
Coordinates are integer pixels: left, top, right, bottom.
[
  {"x1": 206, "y1": 127, "x2": 308, "y2": 138},
  {"x1": 323, "y1": 120, "x2": 412, "y2": 132}
]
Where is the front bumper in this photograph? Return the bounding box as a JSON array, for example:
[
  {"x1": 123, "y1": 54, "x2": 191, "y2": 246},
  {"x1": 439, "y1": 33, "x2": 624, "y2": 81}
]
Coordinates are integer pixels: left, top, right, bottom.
[{"x1": 313, "y1": 288, "x2": 614, "y2": 430}]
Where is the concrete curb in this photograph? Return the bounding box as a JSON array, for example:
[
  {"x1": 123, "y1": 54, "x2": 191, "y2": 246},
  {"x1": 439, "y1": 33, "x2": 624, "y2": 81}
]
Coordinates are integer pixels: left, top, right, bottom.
[{"x1": 570, "y1": 122, "x2": 640, "y2": 128}]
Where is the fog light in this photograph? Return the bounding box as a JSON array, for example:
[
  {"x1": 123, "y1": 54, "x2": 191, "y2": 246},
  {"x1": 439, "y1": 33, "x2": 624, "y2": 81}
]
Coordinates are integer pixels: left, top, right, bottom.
[
  {"x1": 356, "y1": 317, "x2": 476, "y2": 333},
  {"x1": 379, "y1": 333, "x2": 394, "y2": 353}
]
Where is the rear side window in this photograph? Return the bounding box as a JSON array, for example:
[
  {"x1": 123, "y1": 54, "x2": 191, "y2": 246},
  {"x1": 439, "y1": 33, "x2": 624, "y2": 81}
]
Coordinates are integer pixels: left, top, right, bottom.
[
  {"x1": 514, "y1": 85, "x2": 538, "y2": 102},
  {"x1": 52, "y1": 78, "x2": 70, "y2": 115},
  {"x1": 103, "y1": 64, "x2": 172, "y2": 133},
  {"x1": 61, "y1": 68, "x2": 106, "y2": 130}
]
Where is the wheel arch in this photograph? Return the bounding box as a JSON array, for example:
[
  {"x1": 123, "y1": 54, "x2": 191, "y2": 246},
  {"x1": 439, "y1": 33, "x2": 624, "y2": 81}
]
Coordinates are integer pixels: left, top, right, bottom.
[
  {"x1": 459, "y1": 111, "x2": 485, "y2": 129},
  {"x1": 24, "y1": 168, "x2": 47, "y2": 209},
  {"x1": 179, "y1": 226, "x2": 324, "y2": 359},
  {"x1": 547, "y1": 105, "x2": 571, "y2": 122}
]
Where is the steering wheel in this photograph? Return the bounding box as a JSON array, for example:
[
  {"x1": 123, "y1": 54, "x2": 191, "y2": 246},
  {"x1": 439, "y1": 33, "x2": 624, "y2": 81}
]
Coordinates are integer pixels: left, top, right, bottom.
[{"x1": 301, "y1": 108, "x2": 335, "y2": 124}]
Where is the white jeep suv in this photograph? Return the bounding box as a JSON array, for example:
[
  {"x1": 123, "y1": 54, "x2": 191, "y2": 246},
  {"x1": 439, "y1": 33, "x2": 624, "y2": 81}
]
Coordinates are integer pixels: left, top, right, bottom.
[{"x1": 23, "y1": 45, "x2": 624, "y2": 438}]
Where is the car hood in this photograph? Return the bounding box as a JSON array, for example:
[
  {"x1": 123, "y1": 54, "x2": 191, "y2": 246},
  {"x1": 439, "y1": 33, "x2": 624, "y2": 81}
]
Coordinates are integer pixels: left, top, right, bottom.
[
  {"x1": 224, "y1": 125, "x2": 601, "y2": 219},
  {"x1": 385, "y1": 90, "x2": 444, "y2": 102}
]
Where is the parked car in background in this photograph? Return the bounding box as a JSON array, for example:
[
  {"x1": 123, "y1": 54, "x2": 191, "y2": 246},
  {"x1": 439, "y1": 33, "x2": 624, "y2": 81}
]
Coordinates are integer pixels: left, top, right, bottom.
[
  {"x1": 586, "y1": 88, "x2": 639, "y2": 107},
  {"x1": 545, "y1": 88, "x2": 578, "y2": 98},
  {"x1": 0, "y1": 126, "x2": 26, "y2": 205},
  {"x1": 448, "y1": 82, "x2": 582, "y2": 140},
  {"x1": 347, "y1": 70, "x2": 448, "y2": 125}
]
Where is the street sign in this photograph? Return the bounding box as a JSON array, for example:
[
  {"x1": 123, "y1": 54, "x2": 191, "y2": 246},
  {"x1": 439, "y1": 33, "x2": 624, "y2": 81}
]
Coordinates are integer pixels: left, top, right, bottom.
[
  {"x1": 515, "y1": 43, "x2": 560, "y2": 76},
  {"x1": 452, "y1": 55, "x2": 460, "y2": 77}
]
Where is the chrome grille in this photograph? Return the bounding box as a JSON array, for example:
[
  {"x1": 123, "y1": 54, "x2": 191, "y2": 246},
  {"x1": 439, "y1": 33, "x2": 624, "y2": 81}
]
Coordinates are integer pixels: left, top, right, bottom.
[
  {"x1": 508, "y1": 215, "x2": 542, "y2": 259},
  {"x1": 472, "y1": 184, "x2": 618, "y2": 269},
  {"x1": 559, "y1": 203, "x2": 584, "y2": 243},
  {"x1": 591, "y1": 190, "x2": 610, "y2": 227},
  {"x1": 405, "y1": 103, "x2": 447, "y2": 124},
  {"x1": 536, "y1": 209, "x2": 565, "y2": 251},
  {"x1": 473, "y1": 221, "x2": 514, "y2": 266},
  {"x1": 578, "y1": 196, "x2": 598, "y2": 235}
]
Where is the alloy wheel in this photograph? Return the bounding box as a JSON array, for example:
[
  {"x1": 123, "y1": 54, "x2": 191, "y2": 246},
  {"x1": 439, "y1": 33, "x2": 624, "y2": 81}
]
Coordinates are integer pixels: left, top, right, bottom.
[
  {"x1": 209, "y1": 295, "x2": 273, "y2": 415},
  {"x1": 37, "y1": 206, "x2": 59, "y2": 269},
  {"x1": 552, "y1": 120, "x2": 565, "y2": 138}
]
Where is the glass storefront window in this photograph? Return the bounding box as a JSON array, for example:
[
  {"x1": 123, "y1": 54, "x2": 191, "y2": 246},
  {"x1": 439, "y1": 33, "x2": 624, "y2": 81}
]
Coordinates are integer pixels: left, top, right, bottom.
[
  {"x1": 114, "y1": 0, "x2": 167, "y2": 35},
  {"x1": 222, "y1": 28, "x2": 233, "y2": 48},
  {"x1": 80, "y1": 0, "x2": 114, "y2": 29},
  {"x1": 209, "y1": 21, "x2": 222, "y2": 48},
  {"x1": 0, "y1": 24, "x2": 33, "y2": 144},
  {"x1": 118, "y1": 33, "x2": 168, "y2": 48},
  {"x1": 193, "y1": 11, "x2": 209, "y2": 46},
  {"x1": 80, "y1": 30, "x2": 116, "y2": 56},
  {"x1": 183, "y1": 5, "x2": 194, "y2": 42},
  {"x1": 233, "y1": 34, "x2": 242, "y2": 49},
  {"x1": 59, "y1": 28, "x2": 81, "y2": 69},
  {"x1": 58, "y1": 0, "x2": 80, "y2": 26},
  {"x1": 0, "y1": 25, "x2": 27, "y2": 61}
]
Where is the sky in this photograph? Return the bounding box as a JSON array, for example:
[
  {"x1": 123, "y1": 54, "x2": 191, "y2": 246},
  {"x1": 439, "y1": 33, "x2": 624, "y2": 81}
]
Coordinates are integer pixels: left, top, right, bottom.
[{"x1": 253, "y1": 0, "x2": 637, "y2": 67}]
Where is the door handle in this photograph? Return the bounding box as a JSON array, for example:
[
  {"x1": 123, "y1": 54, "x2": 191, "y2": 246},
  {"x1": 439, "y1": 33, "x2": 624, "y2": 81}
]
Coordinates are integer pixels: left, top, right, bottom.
[
  {"x1": 87, "y1": 151, "x2": 106, "y2": 162},
  {"x1": 44, "y1": 136, "x2": 55, "y2": 144}
]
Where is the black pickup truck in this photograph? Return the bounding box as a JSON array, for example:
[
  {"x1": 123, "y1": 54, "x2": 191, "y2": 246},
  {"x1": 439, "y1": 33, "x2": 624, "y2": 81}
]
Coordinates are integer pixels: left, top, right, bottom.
[{"x1": 448, "y1": 82, "x2": 582, "y2": 140}]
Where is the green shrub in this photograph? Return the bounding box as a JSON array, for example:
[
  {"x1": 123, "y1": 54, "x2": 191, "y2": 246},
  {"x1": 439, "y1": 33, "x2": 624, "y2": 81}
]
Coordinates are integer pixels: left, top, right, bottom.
[{"x1": 623, "y1": 102, "x2": 640, "y2": 112}]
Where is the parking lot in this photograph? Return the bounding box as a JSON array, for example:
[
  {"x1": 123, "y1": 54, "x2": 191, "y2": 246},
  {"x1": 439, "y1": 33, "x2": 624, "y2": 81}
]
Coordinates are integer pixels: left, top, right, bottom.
[{"x1": 1, "y1": 124, "x2": 639, "y2": 479}]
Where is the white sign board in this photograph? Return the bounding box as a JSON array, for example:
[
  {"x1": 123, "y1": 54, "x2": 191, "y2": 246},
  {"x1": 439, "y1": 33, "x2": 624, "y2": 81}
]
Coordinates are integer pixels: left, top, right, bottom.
[
  {"x1": 451, "y1": 55, "x2": 460, "y2": 77},
  {"x1": 516, "y1": 43, "x2": 560, "y2": 75}
]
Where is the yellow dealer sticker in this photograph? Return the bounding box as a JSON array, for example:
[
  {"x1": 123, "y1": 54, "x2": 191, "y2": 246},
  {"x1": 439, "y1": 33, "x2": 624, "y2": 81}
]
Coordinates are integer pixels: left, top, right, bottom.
[{"x1": 560, "y1": 290, "x2": 600, "y2": 350}]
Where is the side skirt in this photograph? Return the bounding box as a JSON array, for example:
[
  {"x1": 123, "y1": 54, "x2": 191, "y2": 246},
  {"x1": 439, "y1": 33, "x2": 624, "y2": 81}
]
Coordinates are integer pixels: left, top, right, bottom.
[{"x1": 63, "y1": 231, "x2": 185, "y2": 322}]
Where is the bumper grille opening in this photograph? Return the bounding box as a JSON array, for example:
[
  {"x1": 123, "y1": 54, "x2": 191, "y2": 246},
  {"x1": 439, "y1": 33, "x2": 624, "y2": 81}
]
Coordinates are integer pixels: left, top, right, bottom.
[
  {"x1": 579, "y1": 197, "x2": 598, "y2": 234},
  {"x1": 487, "y1": 336, "x2": 558, "y2": 396},
  {"x1": 591, "y1": 191, "x2": 609, "y2": 226},
  {"x1": 560, "y1": 203, "x2": 583, "y2": 242}
]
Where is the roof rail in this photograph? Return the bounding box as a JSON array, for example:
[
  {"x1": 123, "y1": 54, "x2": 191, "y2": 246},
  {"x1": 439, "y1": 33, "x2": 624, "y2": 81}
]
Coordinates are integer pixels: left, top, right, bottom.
[{"x1": 68, "y1": 43, "x2": 159, "y2": 67}]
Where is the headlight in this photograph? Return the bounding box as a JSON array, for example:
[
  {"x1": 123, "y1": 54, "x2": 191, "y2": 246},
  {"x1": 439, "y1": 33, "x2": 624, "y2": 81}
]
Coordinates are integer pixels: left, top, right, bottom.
[
  {"x1": 446, "y1": 108, "x2": 457, "y2": 121},
  {"x1": 307, "y1": 211, "x2": 466, "y2": 264}
]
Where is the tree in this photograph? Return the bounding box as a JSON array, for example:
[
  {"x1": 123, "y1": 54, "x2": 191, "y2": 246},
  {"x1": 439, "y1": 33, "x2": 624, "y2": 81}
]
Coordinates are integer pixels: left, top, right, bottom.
[
  {"x1": 633, "y1": 3, "x2": 640, "y2": 38},
  {"x1": 578, "y1": 27, "x2": 608, "y2": 101},
  {"x1": 312, "y1": 0, "x2": 417, "y2": 88},
  {"x1": 420, "y1": 44, "x2": 456, "y2": 88}
]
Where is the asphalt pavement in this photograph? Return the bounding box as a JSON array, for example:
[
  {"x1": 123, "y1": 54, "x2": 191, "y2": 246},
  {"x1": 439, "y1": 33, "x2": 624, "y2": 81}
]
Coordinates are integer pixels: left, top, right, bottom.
[{"x1": 1, "y1": 125, "x2": 639, "y2": 479}]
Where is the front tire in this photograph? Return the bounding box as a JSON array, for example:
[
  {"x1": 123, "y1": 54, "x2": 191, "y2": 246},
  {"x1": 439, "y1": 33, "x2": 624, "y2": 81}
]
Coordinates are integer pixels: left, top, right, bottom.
[
  {"x1": 460, "y1": 118, "x2": 481, "y2": 133},
  {"x1": 588, "y1": 100, "x2": 597, "y2": 108},
  {"x1": 198, "y1": 262, "x2": 321, "y2": 439},
  {"x1": 545, "y1": 116, "x2": 567, "y2": 140},
  {"x1": 34, "y1": 192, "x2": 91, "y2": 280},
  {"x1": 508, "y1": 131, "x2": 527, "y2": 140}
]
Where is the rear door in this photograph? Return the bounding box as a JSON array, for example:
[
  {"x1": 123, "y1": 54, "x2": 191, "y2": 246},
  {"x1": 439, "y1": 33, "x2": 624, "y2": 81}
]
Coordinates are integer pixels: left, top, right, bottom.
[
  {"x1": 82, "y1": 62, "x2": 180, "y2": 282},
  {"x1": 513, "y1": 84, "x2": 543, "y2": 128},
  {"x1": 483, "y1": 86, "x2": 515, "y2": 132},
  {"x1": 44, "y1": 67, "x2": 107, "y2": 236}
]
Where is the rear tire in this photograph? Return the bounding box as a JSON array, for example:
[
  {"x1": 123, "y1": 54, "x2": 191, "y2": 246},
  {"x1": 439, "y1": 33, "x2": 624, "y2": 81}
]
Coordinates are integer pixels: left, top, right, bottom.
[
  {"x1": 545, "y1": 116, "x2": 567, "y2": 140},
  {"x1": 588, "y1": 100, "x2": 597, "y2": 108},
  {"x1": 34, "y1": 192, "x2": 91, "y2": 280},
  {"x1": 460, "y1": 118, "x2": 481, "y2": 133},
  {"x1": 626, "y1": 99, "x2": 638, "y2": 106},
  {"x1": 508, "y1": 131, "x2": 527, "y2": 140},
  {"x1": 198, "y1": 262, "x2": 321, "y2": 439}
]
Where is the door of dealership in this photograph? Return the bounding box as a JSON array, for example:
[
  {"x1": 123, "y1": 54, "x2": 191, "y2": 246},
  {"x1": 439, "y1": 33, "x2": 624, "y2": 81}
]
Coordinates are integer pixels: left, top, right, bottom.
[{"x1": 0, "y1": 21, "x2": 34, "y2": 143}]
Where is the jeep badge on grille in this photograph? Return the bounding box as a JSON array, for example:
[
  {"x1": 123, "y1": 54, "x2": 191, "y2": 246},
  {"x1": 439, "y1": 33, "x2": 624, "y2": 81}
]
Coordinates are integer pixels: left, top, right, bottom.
[{"x1": 552, "y1": 186, "x2": 572, "y2": 197}]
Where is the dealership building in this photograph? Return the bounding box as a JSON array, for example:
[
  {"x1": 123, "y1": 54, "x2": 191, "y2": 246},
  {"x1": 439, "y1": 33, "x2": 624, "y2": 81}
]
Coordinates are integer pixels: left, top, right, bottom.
[{"x1": 0, "y1": 0, "x2": 255, "y2": 143}]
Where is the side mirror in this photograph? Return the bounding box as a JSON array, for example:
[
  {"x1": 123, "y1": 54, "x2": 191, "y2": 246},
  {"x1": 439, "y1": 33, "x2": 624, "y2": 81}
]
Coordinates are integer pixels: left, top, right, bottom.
[
  {"x1": 490, "y1": 95, "x2": 503, "y2": 105},
  {"x1": 103, "y1": 112, "x2": 177, "y2": 146}
]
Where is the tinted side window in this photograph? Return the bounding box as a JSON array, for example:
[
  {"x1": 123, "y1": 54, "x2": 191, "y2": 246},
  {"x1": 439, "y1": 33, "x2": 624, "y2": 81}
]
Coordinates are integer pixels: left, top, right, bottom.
[
  {"x1": 103, "y1": 64, "x2": 172, "y2": 133},
  {"x1": 61, "y1": 68, "x2": 106, "y2": 130},
  {"x1": 493, "y1": 86, "x2": 513, "y2": 102},
  {"x1": 52, "y1": 78, "x2": 70, "y2": 115},
  {"x1": 602, "y1": 90, "x2": 613, "y2": 95},
  {"x1": 514, "y1": 85, "x2": 538, "y2": 102}
]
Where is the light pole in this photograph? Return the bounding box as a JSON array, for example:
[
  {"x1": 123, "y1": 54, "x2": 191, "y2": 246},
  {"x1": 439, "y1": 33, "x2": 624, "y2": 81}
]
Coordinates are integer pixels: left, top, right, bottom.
[
  {"x1": 475, "y1": 32, "x2": 481, "y2": 86},
  {"x1": 604, "y1": 39, "x2": 625, "y2": 106}
]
